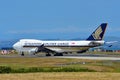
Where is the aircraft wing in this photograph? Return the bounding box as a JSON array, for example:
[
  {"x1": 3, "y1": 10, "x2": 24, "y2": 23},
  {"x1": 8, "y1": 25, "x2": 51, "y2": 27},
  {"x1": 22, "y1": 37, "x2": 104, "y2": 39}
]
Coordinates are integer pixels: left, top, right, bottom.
[
  {"x1": 37, "y1": 45, "x2": 63, "y2": 53},
  {"x1": 23, "y1": 44, "x2": 63, "y2": 53},
  {"x1": 46, "y1": 47, "x2": 63, "y2": 52}
]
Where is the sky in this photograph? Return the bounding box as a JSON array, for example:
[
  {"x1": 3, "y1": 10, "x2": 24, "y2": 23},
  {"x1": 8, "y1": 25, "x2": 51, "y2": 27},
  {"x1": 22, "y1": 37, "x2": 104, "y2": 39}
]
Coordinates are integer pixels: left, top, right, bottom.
[{"x1": 0, "y1": 0, "x2": 120, "y2": 40}]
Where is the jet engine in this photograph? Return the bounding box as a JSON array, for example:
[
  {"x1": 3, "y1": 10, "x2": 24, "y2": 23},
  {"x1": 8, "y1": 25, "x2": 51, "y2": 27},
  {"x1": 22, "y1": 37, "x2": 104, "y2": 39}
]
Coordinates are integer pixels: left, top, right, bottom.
[{"x1": 28, "y1": 48, "x2": 38, "y2": 55}]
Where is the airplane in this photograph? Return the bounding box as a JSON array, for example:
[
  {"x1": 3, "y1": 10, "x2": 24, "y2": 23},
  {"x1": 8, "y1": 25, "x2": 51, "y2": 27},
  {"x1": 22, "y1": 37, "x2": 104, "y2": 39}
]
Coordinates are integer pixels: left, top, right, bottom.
[{"x1": 13, "y1": 23, "x2": 108, "y2": 56}]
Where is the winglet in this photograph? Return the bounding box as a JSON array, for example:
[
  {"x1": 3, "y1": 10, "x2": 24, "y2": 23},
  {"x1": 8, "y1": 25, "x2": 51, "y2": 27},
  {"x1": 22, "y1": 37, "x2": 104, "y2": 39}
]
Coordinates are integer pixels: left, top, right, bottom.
[{"x1": 86, "y1": 23, "x2": 108, "y2": 41}]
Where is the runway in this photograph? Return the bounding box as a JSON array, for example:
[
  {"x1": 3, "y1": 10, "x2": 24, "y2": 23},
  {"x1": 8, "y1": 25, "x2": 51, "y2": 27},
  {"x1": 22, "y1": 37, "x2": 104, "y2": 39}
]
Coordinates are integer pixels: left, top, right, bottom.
[
  {"x1": 55, "y1": 56, "x2": 120, "y2": 60},
  {"x1": 1, "y1": 53, "x2": 120, "y2": 61}
]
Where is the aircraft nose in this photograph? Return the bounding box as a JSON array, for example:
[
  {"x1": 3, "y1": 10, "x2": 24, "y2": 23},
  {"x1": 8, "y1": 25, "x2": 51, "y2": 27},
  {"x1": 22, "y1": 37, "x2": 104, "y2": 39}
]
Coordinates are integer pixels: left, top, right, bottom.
[
  {"x1": 13, "y1": 42, "x2": 19, "y2": 50},
  {"x1": 13, "y1": 43, "x2": 17, "y2": 49}
]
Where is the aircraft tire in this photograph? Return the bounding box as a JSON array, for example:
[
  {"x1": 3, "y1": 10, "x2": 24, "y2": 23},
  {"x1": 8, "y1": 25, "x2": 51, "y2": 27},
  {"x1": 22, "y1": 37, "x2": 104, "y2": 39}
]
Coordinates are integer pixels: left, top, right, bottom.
[
  {"x1": 54, "y1": 53, "x2": 63, "y2": 56},
  {"x1": 21, "y1": 52, "x2": 24, "y2": 56},
  {"x1": 46, "y1": 53, "x2": 51, "y2": 56}
]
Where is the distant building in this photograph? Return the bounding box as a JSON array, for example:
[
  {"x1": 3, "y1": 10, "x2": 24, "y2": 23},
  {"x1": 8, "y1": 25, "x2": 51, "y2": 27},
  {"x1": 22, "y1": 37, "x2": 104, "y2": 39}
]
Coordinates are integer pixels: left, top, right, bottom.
[
  {"x1": 1, "y1": 50, "x2": 9, "y2": 55},
  {"x1": 0, "y1": 47, "x2": 14, "y2": 55}
]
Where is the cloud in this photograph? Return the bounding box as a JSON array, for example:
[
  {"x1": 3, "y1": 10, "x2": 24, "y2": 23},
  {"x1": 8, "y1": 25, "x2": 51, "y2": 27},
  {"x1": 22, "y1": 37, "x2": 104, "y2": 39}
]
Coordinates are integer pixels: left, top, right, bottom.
[
  {"x1": 7, "y1": 26, "x2": 88, "y2": 34},
  {"x1": 107, "y1": 27, "x2": 120, "y2": 32}
]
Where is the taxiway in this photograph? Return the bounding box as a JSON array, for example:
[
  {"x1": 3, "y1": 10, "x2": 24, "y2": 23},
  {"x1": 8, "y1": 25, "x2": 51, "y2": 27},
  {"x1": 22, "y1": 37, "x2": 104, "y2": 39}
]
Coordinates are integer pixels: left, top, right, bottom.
[{"x1": 0, "y1": 53, "x2": 120, "y2": 61}]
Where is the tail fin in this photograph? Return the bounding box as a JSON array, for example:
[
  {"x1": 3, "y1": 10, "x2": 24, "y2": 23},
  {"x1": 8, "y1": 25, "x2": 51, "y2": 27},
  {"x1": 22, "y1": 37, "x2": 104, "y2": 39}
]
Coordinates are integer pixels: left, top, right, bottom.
[{"x1": 86, "y1": 23, "x2": 107, "y2": 41}]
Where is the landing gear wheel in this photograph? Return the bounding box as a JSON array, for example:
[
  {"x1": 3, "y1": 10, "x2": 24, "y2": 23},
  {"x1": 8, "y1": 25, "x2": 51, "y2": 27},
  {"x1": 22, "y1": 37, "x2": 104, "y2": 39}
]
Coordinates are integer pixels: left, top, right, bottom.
[
  {"x1": 54, "y1": 53, "x2": 63, "y2": 56},
  {"x1": 33, "y1": 53, "x2": 36, "y2": 55},
  {"x1": 21, "y1": 52, "x2": 24, "y2": 56},
  {"x1": 46, "y1": 53, "x2": 51, "y2": 56}
]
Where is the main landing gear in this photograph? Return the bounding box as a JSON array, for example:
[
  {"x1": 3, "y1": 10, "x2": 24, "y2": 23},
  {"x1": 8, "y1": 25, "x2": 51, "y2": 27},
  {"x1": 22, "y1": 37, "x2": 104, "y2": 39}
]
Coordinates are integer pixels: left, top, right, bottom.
[
  {"x1": 21, "y1": 52, "x2": 24, "y2": 56},
  {"x1": 46, "y1": 53, "x2": 51, "y2": 56},
  {"x1": 45, "y1": 53, "x2": 63, "y2": 56},
  {"x1": 54, "y1": 53, "x2": 63, "y2": 56}
]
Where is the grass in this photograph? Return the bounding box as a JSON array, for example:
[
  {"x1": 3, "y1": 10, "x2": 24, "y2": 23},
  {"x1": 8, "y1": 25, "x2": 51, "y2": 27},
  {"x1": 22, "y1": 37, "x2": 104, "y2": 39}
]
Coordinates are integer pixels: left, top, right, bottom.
[
  {"x1": 0, "y1": 52, "x2": 120, "y2": 79},
  {"x1": 0, "y1": 72, "x2": 120, "y2": 80},
  {"x1": 0, "y1": 57, "x2": 120, "y2": 72},
  {"x1": 0, "y1": 52, "x2": 120, "y2": 73}
]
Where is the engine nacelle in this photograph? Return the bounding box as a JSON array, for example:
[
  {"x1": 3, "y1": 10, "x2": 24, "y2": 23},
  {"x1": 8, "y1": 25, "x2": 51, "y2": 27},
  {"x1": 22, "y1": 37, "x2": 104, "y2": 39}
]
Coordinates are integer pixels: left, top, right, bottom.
[{"x1": 28, "y1": 48, "x2": 38, "y2": 55}]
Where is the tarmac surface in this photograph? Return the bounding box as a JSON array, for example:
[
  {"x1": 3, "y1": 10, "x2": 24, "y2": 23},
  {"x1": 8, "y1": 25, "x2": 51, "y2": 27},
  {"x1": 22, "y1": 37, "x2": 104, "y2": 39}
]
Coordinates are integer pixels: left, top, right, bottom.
[
  {"x1": 56, "y1": 56, "x2": 120, "y2": 60},
  {"x1": 1, "y1": 53, "x2": 120, "y2": 61}
]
